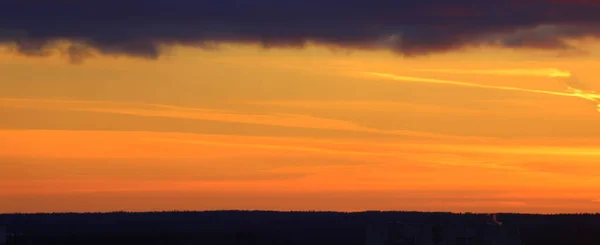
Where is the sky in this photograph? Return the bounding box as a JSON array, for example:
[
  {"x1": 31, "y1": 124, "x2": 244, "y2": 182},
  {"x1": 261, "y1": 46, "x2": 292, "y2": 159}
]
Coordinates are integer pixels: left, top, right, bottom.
[{"x1": 2, "y1": 0, "x2": 600, "y2": 214}]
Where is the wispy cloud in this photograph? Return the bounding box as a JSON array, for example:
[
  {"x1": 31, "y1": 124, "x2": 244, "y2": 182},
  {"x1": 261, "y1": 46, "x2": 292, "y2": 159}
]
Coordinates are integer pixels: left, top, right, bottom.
[
  {"x1": 2, "y1": 127, "x2": 600, "y2": 213},
  {"x1": 361, "y1": 72, "x2": 575, "y2": 97},
  {"x1": 242, "y1": 100, "x2": 488, "y2": 114},
  {"x1": 0, "y1": 97, "x2": 487, "y2": 140},
  {"x1": 398, "y1": 143, "x2": 600, "y2": 157},
  {"x1": 360, "y1": 72, "x2": 600, "y2": 112},
  {"x1": 0, "y1": 156, "x2": 313, "y2": 183},
  {"x1": 144, "y1": 137, "x2": 391, "y2": 158},
  {"x1": 414, "y1": 68, "x2": 572, "y2": 78}
]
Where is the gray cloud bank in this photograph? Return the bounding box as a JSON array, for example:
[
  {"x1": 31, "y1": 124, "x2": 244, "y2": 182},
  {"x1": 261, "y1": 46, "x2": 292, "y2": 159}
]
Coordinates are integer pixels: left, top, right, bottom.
[{"x1": 1, "y1": 0, "x2": 599, "y2": 61}]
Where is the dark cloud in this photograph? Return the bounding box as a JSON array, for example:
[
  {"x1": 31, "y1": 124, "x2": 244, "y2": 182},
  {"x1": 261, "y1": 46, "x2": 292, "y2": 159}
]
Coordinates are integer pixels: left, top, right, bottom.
[{"x1": 0, "y1": 0, "x2": 599, "y2": 61}]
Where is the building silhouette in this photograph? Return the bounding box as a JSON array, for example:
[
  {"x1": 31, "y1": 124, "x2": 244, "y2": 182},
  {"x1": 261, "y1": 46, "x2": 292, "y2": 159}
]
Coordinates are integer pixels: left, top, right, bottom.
[
  {"x1": 366, "y1": 214, "x2": 521, "y2": 245},
  {"x1": 0, "y1": 225, "x2": 6, "y2": 245}
]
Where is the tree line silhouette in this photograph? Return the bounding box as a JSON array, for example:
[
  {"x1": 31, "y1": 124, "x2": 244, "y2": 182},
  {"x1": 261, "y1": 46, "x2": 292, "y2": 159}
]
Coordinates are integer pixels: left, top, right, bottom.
[{"x1": 1, "y1": 211, "x2": 599, "y2": 245}]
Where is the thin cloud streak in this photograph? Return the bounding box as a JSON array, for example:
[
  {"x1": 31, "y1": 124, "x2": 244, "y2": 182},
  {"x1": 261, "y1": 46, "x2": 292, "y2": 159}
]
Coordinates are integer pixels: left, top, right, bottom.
[
  {"x1": 386, "y1": 142, "x2": 600, "y2": 157},
  {"x1": 0, "y1": 97, "x2": 488, "y2": 140},
  {"x1": 361, "y1": 72, "x2": 600, "y2": 111},
  {"x1": 3, "y1": 129, "x2": 600, "y2": 160},
  {"x1": 144, "y1": 137, "x2": 393, "y2": 158},
  {"x1": 148, "y1": 137, "x2": 600, "y2": 157},
  {"x1": 414, "y1": 68, "x2": 573, "y2": 77},
  {"x1": 242, "y1": 100, "x2": 489, "y2": 114},
  {"x1": 2, "y1": 128, "x2": 600, "y2": 213},
  {"x1": 362, "y1": 72, "x2": 579, "y2": 97}
]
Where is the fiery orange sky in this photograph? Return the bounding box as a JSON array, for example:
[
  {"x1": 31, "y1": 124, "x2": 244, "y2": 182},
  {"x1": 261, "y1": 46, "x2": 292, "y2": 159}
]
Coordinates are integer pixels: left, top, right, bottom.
[{"x1": 2, "y1": 43, "x2": 600, "y2": 214}]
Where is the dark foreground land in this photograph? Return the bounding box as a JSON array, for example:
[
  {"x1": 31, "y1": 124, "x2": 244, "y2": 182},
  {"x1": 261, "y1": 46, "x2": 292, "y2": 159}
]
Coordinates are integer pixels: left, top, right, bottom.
[{"x1": 1, "y1": 211, "x2": 599, "y2": 245}]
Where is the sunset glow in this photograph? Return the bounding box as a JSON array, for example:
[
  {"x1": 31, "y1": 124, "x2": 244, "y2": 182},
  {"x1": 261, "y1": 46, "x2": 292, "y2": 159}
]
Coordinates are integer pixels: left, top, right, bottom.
[{"x1": 2, "y1": 0, "x2": 600, "y2": 214}]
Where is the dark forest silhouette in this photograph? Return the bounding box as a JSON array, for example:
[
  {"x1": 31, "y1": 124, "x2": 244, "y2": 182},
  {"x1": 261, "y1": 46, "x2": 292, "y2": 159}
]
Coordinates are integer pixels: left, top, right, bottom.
[{"x1": 1, "y1": 211, "x2": 600, "y2": 245}]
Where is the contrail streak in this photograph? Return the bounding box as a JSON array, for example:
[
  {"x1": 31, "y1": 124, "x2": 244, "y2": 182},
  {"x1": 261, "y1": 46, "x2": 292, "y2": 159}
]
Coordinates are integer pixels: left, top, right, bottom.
[
  {"x1": 361, "y1": 72, "x2": 600, "y2": 112},
  {"x1": 414, "y1": 68, "x2": 572, "y2": 78},
  {"x1": 364, "y1": 72, "x2": 579, "y2": 97},
  {"x1": 413, "y1": 67, "x2": 599, "y2": 99}
]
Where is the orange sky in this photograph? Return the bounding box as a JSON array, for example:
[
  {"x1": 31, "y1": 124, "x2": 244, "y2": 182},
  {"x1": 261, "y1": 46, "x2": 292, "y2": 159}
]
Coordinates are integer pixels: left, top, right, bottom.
[{"x1": 2, "y1": 43, "x2": 600, "y2": 214}]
